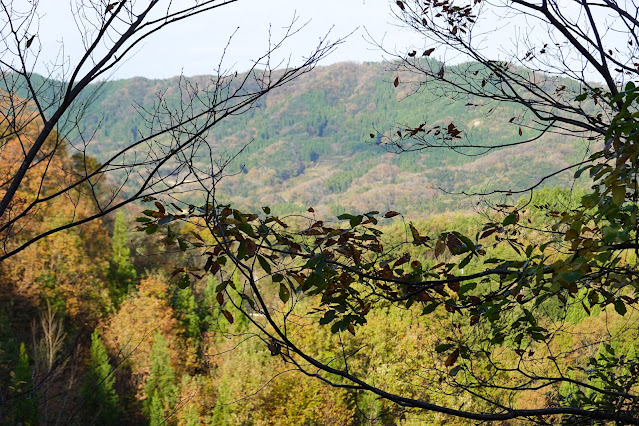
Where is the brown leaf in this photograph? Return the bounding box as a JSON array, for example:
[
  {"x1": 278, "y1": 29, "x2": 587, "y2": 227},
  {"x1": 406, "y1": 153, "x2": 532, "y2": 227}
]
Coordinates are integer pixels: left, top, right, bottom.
[
  {"x1": 446, "y1": 234, "x2": 464, "y2": 254},
  {"x1": 105, "y1": 2, "x2": 118, "y2": 13},
  {"x1": 385, "y1": 211, "x2": 400, "y2": 218},
  {"x1": 393, "y1": 252, "x2": 411, "y2": 268},
  {"x1": 423, "y1": 48, "x2": 435, "y2": 56},
  {"x1": 408, "y1": 50, "x2": 417, "y2": 57},
  {"x1": 518, "y1": 127, "x2": 523, "y2": 136},
  {"x1": 216, "y1": 292, "x2": 224, "y2": 305},
  {"x1": 267, "y1": 341, "x2": 281, "y2": 356},
  {"x1": 209, "y1": 260, "x2": 220, "y2": 275},
  {"x1": 25, "y1": 35, "x2": 35, "y2": 49},
  {"x1": 445, "y1": 348, "x2": 460, "y2": 366},
  {"x1": 393, "y1": 76, "x2": 399, "y2": 87},
  {"x1": 155, "y1": 201, "x2": 165, "y2": 214},
  {"x1": 221, "y1": 309, "x2": 234, "y2": 324},
  {"x1": 434, "y1": 239, "x2": 446, "y2": 258},
  {"x1": 347, "y1": 323, "x2": 356, "y2": 336},
  {"x1": 307, "y1": 207, "x2": 314, "y2": 213},
  {"x1": 431, "y1": 262, "x2": 445, "y2": 270},
  {"x1": 352, "y1": 247, "x2": 361, "y2": 265},
  {"x1": 480, "y1": 228, "x2": 496, "y2": 239},
  {"x1": 396, "y1": 1, "x2": 405, "y2": 10},
  {"x1": 245, "y1": 239, "x2": 258, "y2": 257}
]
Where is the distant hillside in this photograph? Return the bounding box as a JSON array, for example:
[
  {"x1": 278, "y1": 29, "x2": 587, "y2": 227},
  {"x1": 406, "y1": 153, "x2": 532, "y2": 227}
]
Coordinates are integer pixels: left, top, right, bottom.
[{"x1": 66, "y1": 61, "x2": 587, "y2": 217}]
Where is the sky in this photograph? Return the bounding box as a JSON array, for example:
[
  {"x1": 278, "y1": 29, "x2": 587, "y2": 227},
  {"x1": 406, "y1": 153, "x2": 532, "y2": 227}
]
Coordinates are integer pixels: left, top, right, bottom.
[
  {"x1": 34, "y1": 0, "x2": 427, "y2": 80},
  {"x1": 28, "y1": 0, "x2": 620, "y2": 84}
]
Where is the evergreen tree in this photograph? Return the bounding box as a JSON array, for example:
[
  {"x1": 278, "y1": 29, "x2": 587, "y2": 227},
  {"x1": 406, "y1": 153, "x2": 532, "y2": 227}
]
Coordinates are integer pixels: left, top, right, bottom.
[
  {"x1": 144, "y1": 332, "x2": 178, "y2": 424},
  {"x1": 201, "y1": 276, "x2": 220, "y2": 332},
  {"x1": 81, "y1": 329, "x2": 119, "y2": 424},
  {"x1": 172, "y1": 287, "x2": 200, "y2": 341},
  {"x1": 182, "y1": 403, "x2": 201, "y2": 426},
  {"x1": 147, "y1": 390, "x2": 165, "y2": 426},
  {"x1": 107, "y1": 211, "x2": 137, "y2": 301},
  {"x1": 210, "y1": 379, "x2": 231, "y2": 426}
]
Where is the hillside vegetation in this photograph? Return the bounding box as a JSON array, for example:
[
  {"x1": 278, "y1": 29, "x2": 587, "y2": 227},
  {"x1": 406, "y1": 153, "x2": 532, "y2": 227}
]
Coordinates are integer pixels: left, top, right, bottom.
[
  {"x1": 0, "y1": 61, "x2": 614, "y2": 425},
  {"x1": 68, "y1": 60, "x2": 586, "y2": 216}
]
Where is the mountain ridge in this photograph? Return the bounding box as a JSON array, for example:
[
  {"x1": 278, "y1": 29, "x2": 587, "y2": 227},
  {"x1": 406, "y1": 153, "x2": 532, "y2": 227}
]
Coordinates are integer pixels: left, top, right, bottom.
[{"x1": 22, "y1": 60, "x2": 587, "y2": 217}]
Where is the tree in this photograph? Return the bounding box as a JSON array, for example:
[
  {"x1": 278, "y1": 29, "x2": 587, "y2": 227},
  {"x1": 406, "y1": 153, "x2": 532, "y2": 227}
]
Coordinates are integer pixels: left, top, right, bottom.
[
  {"x1": 81, "y1": 329, "x2": 119, "y2": 424},
  {"x1": 140, "y1": 0, "x2": 639, "y2": 423},
  {"x1": 0, "y1": 0, "x2": 342, "y2": 262},
  {"x1": 144, "y1": 331, "x2": 178, "y2": 425},
  {"x1": 107, "y1": 210, "x2": 137, "y2": 300}
]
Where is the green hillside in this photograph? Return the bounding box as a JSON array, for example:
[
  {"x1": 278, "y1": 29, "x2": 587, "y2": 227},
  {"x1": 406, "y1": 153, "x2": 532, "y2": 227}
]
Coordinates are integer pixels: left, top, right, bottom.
[{"x1": 69, "y1": 61, "x2": 586, "y2": 216}]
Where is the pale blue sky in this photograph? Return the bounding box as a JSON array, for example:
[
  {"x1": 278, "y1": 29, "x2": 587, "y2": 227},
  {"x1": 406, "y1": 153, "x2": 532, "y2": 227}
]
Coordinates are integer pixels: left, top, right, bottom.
[
  {"x1": 35, "y1": 0, "x2": 425, "y2": 80},
  {"x1": 31, "y1": 0, "x2": 615, "y2": 83}
]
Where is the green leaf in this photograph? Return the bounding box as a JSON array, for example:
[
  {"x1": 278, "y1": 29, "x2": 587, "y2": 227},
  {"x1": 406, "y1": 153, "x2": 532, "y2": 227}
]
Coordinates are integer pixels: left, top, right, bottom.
[
  {"x1": 262, "y1": 206, "x2": 271, "y2": 215},
  {"x1": 279, "y1": 283, "x2": 290, "y2": 303},
  {"x1": 350, "y1": 215, "x2": 363, "y2": 228},
  {"x1": 502, "y1": 214, "x2": 518, "y2": 226},
  {"x1": 238, "y1": 222, "x2": 255, "y2": 237},
  {"x1": 136, "y1": 217, "x2": 152, "y2": 223},
  {"x1": 449, "y1": 365, "x2": 462, "y2": 377},
  {"x1": 435, "y1": 343, "x2": 455, "y2": 353},
  {"x1": 453, "y1": 232, "x2": 475, "y2": 252},
  {"x1": 614, "y1": 299, "x2": 627, "y2": 316},
  {"x1": 237, "y1": 240, "x2": 247, "y2": 259},
  {"x1": 459, "y1": 253, "x2": 473, "y2": 269},
  {"x1": 177, "y1": 274, "x2": 190, "y2": 289},
  {"x1": 145, "y1": 224, "x2": 158, "y2": 235},
  {"x1": 612, "y1": 185, "x2": 626, "y2": 206},
  {"x1": 575, "y1": 93, "x2": 588, "y2": 101},
  {"x1": 272, "y1": 273, "x2": 284, "y2": 282},
  {"x1": 320, "y1": 310, "x2": 336, "y2": 325},
  {"x1": 422, "y1": 302, "x2": 439, "y2": 315},
  {"x1": 556, "y1": 270, "x2": 584, "y2": 284},
  {"x1": 257, "y1": 255, "x2": 271, "y2": 274},
  {"x1": 458, "y1": 282, "x2": 477, "y2": 296},
  {"x1": 178, "y1": 238, "x2": 188, "y2": 252}
]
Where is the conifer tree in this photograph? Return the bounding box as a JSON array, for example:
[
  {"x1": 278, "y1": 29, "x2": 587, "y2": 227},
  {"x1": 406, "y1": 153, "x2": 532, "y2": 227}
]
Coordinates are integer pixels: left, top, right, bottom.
[
  {"x1": 107, "y1": 211, "x2": 137, "y2": 301},
  {"x1": 144, "y1": 332, "x2": 178, "y2": 424},
  {"x1": 172, "y1": 287, "x2": 200, "y2": 341},
  {"x1": 82, "y1": 329, "x2": 119, "y2": 424}
]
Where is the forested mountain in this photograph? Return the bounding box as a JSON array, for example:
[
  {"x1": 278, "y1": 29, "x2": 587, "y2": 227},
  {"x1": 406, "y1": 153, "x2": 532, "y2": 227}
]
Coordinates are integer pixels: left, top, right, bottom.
[
  {"x1": 1, "y1": 59, "x2": 620, "y2": 426},
  {"x1": 69, "y1": 60, "x2": 586, "y2": 216}
]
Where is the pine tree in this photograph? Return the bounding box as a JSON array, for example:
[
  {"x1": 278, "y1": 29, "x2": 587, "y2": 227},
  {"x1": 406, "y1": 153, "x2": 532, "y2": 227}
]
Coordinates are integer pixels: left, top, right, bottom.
[
  {"x1": 210, "y1": 378, "x2": 231, "y2": 426},
  {"x1": 107, "y1": 211, "x2": 137, "y2": 301},
  {"x1": 82, "y1": 329, "x2": 119, "y2": 424},
  {"x1": 144, "y1": 332, "x2": 178, "y2": 424},
  {"x1": 147, "y1": 390, "x2": 165, "y2": 426},
  {"x1": 172, "y1": 287, "x2": 200, "y2": 341}
]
